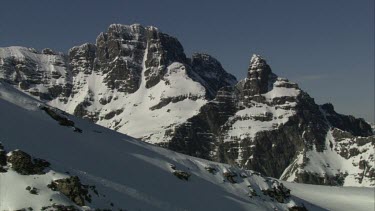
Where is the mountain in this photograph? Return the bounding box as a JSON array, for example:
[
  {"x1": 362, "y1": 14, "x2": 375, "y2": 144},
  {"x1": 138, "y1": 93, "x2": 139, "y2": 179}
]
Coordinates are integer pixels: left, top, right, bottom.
[{"x1": 0, "y1": 24, "x2": 374, "y2": 188}]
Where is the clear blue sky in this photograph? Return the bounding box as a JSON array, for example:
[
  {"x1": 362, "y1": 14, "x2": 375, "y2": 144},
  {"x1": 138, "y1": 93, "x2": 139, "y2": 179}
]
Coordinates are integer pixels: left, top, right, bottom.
[{"x1": 1, "y1": 0, "x2": 374, "y2": 121}]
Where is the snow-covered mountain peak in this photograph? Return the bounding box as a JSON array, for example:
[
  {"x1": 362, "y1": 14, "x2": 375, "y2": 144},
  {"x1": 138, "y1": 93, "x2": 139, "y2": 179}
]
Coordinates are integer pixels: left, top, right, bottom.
[
  {"x1": 242, "y1": 54, "x2": 276, "y2": 96},
  {"x1": 249, "y1": 54, "x2": 269, "y2": 73}
]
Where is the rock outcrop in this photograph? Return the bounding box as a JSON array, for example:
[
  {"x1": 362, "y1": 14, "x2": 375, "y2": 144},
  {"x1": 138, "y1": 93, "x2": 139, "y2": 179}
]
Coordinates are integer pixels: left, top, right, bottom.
[
  {"x1": 7, "y1": 150, "x2": 50, "y2": 175},
  {"x1": 48, "y1": 176, "x2": 92, "y2": 206}
]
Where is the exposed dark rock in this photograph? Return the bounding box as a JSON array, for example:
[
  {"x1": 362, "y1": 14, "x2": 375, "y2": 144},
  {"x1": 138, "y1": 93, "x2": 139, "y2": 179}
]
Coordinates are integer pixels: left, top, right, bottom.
[
  {"x1": 261, "y1": 182, "x2": 290, "y2": 203},
  {"x1": 0, "y1": 148, "x2": 7, "y2": 166},
  {"x1": 47, "y1": 85, "x2": 64, "y2": 99},
  {"x1": 47, "y1": 176, "x2": 91, "y2": 206},
  {"x1": 99, "y1": 96, "x2": 112, "y2": 105},
  {"x1": 204, "y1": 166, "x2": 217, "y2": 174},
  {"x1": 167, "y1": 164, "x2": 188, "y2": 180},
  {"x1": 223, "y1": 170, "x2": 237, "y2": 183},
  {"x1": 149, "y1": 94, "x2": 201, "y2": 110},
  {"x1": 294, "y1": 171, "x2": 347, "y2": 186},
  {"x1": 0, "y1": 144, "x2": 9, "y2": 172},
  {"x1": 41, "y1": 106, "x2": 74, "y2": 127},
  {"x1": 288, "y1": 205, "x2": 308, "y2": 211},
  {"x1": 7, "y1": 150, "x2": 50, "y2": 175},
  {"x1": 172, "y1": 170, "x2": 191, "y2": 181},
  {"x1": 41, "y1": 204, "x2": 79, "y2": 211},
  {"x1": 15, "y1": 208, "x2": 34, "y2": 211},
  {"x1": 42, "y1": 48, "x2": 56, "y2": 55},
  {"x1": 26, "y1": 186, "x2": 39, "y2": 195},
  {"x1": 73, "y1": 101, "x2": 91, "y2": 119},
  {"x1": 73, "y1": 127, "x2": 83, "y2": 133},
  {"x1": 103, "y1": 110, "x2": 117, "y2": 120},
  {"x1": 40, "y1": 106, "x2": 83, "y2": 133}
]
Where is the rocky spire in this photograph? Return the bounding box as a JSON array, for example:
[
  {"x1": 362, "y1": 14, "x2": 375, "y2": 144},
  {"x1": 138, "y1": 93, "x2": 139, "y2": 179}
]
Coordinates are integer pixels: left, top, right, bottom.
[
  {"x1": 248, "y1": 54, "x2": 271, "y2": 74},
  {"x1": 243, "y1": 54, "x2": 273, "y2": 96},
  {"x1": 94, "y1": 23, "x2": 189, "y2": 91}
]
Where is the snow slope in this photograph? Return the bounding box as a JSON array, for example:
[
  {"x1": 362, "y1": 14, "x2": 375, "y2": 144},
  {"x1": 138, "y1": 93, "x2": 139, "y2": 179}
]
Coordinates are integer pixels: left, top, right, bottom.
[
  {"x1": 0, "y1": 80, "x2": 308, "y2": 210},
  {"x1": 284, "y1": 182, "x2": 375, "y2": 211}
]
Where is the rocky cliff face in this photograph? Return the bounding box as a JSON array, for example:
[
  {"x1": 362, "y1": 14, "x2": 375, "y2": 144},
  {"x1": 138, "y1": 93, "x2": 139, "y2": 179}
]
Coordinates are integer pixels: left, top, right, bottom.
[{"x1": 0, "y1": 24, "x2": 373, "y2": 187}]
